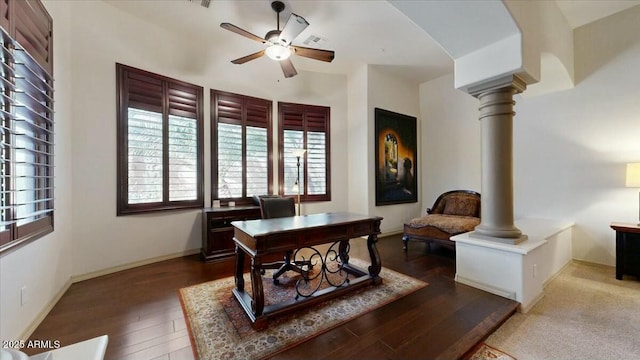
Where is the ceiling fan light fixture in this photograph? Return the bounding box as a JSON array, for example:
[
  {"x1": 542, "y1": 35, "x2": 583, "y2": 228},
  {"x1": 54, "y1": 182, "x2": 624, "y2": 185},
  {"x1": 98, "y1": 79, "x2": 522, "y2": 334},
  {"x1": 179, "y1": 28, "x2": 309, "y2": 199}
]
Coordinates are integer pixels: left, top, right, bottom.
[{"x1": 265, "y1": 44, "x2": 292, "y2": 61}]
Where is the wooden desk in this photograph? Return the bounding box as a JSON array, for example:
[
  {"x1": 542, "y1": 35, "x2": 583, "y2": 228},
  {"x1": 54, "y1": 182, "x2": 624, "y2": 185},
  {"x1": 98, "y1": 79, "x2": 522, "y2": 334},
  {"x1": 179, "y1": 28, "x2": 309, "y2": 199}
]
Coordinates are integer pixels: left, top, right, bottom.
[
  {"x1": 232, "y1": 212, "x2": 383, "y2": 330},
  {"x1": 610, "y1": 222, "x2": 640, "y2": 280}
]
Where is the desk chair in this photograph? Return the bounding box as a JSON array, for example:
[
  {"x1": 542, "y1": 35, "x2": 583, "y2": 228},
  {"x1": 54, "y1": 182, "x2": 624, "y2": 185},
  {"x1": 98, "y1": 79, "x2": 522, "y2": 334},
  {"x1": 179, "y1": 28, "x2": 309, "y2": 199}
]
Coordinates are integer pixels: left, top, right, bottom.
[{"x1": 258, "y1": 196, "x2": 311, "y2": 284}]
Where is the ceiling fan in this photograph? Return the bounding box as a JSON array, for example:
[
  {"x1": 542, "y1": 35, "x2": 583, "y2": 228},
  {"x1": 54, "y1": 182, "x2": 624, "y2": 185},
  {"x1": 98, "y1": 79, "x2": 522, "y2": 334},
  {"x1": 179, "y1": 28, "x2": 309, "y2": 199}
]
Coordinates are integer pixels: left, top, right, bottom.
[{"x1": 220, "y1": 1, "x2": 335, "y2": 78}]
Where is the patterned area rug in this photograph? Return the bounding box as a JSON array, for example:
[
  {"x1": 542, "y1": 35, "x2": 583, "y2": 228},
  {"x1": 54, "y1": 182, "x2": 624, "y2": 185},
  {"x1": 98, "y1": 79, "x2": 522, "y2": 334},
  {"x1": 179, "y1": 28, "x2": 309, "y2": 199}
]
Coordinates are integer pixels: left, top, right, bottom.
[
  {"x1": 178, "y1": 259, "x2": 427, "y2": 360},
  {"x1": 468, "y1": 343, "x2": 517, "y2": 360}
]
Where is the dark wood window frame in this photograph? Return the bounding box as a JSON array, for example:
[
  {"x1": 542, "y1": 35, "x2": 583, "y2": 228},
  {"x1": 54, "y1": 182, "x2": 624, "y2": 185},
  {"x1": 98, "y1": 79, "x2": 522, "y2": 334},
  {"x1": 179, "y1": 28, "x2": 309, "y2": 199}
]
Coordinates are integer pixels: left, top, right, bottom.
[
  {"x1": 211, "y1": 89, "x2": 273, "y2": 206},
  {"x1": 278, "y1": 102, "x2": 331, "y2": 202},
  {"x1": 0, "y1": 0, "x2": 55, "y2": 253},
  {"x1": 116, "y1": 64, "x2": 204, "y2": 215}
]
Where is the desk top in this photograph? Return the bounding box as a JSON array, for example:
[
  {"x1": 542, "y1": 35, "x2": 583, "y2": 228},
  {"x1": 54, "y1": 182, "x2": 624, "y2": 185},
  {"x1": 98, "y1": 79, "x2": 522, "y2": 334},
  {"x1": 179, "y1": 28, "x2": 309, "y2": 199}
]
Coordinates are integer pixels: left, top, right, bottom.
[
  {"x1": 231, "y1": 212, "x2": 382, "y2": 237},
  {"x1": 611, "y1": 222, "x2": 640, "y2": 233}
]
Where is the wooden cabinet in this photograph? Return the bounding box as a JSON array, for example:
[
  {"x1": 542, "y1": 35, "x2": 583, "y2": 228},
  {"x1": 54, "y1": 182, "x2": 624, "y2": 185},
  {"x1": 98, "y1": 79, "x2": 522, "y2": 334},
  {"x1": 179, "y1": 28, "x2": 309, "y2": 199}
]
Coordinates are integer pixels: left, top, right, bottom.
[
  {"x1": 202, "y1": 206, "x2": 261, "y2": 262},
  {"x1": 611, "y1": 222, "x2": 640, "y2": 280}
]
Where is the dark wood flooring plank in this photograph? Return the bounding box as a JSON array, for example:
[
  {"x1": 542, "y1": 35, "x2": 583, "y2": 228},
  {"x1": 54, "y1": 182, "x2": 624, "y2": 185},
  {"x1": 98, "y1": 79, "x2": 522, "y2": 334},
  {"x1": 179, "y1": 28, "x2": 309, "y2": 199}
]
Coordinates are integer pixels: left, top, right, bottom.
[
  {"x1": 393, "y1": 291, "x2": 514, "y2": 359},
  {"x1": 270, "y1": 326, "x2": 359, "y2": 360}
]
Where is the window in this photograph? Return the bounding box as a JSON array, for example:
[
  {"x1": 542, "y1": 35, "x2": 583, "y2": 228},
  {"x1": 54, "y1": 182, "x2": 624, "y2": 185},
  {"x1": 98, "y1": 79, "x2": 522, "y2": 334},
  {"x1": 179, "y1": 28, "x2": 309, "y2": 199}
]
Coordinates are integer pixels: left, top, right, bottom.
[
  {"x1": 116, "y1": 64, "x2": 204, "y2": 215},
  {"x1": 278, "y1": 102, "x2": 330, "y2": 202},
  {"x1": 1, "y1": 0, "x2": 55, "y2": 253},
  {"x1": 212, "y1": 90, "x2": 272, "y2": 204}
]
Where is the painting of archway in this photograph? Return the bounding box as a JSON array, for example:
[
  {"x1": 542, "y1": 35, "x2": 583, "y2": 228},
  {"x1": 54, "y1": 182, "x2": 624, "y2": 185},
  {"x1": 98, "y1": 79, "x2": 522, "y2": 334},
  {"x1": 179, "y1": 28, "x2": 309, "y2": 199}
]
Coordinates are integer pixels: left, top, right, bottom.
[{"x1": 374, "y1": 108, "x2": 417, "y2": 206}]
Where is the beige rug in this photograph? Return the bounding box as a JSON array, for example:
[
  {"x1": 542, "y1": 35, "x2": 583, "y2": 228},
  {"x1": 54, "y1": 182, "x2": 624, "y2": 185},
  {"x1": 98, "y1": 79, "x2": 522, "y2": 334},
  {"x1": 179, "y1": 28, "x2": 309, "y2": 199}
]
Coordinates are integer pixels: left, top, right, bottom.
[
  {"x1": 179, "y1": 259, "x2": 427, "y2": 360},
  {"x1": 486, "y1": 261, "x2": 640, "y2": 359}
]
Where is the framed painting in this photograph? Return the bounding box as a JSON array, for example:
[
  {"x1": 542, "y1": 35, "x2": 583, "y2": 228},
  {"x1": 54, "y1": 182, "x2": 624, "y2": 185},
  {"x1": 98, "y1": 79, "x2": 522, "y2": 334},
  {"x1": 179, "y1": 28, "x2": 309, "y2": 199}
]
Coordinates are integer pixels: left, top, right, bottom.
[{"x1": 374, "y1": 108, "x2": 417, "y2": 206}]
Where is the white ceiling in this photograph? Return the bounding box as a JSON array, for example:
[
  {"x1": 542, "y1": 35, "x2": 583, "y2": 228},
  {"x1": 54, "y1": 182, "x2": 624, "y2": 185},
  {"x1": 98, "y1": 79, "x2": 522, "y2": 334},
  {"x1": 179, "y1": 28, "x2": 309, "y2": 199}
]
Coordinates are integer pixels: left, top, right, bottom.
[{"x1": 102, "y1": 0, "x2": 639, "y2": 83}]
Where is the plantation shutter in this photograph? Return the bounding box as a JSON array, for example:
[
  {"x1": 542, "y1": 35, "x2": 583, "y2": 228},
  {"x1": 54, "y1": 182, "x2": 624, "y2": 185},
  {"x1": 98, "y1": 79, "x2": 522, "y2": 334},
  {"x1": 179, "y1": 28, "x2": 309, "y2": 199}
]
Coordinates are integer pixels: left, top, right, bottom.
[
  {"x1": 1, "y1": 0, "x2": 55, "y2": 251},
  {"x1": 117, "y1": 64, "x2": 203, "y2": 215},
  {"x1": 281, "y1": 104, "x2": 304, "y2": 196},
  {"x1": 123, "y1": 70, "x2": 164, "y2": 205},
  {"x1": 167, "y1": 83, "x2": 199, "y2": 202},
  {"x1": 279, "y1": 102, "x2": 330, "y2": 201},
  {"x1": 305, "y1": 107, "x2": 328, "y2": 196},
  {"x1": 213, "y1": 90, "x2": 271, "y2": 201}
]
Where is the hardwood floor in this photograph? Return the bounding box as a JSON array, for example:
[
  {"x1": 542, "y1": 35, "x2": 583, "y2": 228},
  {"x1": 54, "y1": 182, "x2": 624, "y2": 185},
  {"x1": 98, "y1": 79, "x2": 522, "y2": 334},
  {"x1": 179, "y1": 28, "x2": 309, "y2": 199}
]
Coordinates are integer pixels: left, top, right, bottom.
[{"x1": 24, "y1": 235, "x2": 518, "y2": 359}]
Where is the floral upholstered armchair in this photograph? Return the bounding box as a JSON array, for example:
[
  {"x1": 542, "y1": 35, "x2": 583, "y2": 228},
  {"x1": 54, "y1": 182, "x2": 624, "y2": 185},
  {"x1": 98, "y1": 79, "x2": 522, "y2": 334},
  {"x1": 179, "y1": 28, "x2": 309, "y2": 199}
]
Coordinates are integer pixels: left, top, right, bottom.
[{"x1": 402, "y1": 190, "x2": 481, "y2": 251}]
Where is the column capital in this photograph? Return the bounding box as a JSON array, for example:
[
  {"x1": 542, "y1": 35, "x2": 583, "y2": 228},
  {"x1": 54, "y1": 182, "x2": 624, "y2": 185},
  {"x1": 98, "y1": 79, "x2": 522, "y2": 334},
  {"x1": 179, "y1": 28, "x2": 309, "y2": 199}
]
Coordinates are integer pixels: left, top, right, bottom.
[{"x1": 468, "y1": 73, "x2": 527, "y2": 98}]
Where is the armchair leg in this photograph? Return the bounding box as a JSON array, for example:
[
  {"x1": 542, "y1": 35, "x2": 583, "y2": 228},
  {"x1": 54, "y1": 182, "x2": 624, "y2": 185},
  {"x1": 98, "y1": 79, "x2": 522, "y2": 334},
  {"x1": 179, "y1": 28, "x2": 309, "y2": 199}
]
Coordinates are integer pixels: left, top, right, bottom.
[{"x1": 402, "y1": 235, "x2": 409, "y2": 252}]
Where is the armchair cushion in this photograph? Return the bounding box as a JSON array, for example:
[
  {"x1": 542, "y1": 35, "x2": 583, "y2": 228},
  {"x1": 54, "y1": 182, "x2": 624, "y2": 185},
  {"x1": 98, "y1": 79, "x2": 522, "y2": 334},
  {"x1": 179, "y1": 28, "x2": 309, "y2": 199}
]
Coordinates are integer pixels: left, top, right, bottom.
[
  {"x1": 442, "y1": 194, "x2": 480, "y2": 217},
  {"x1": 406, "y1": 214, "x2": 480, "y2": 235}
]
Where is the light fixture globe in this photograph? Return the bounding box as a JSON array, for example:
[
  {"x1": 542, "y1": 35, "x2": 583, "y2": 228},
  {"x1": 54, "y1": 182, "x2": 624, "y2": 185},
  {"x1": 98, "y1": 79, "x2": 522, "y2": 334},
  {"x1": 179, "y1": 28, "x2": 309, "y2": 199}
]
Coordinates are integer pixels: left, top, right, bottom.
[{"x1": 265, "y1": 44, "x2": 291, "y2": 60}]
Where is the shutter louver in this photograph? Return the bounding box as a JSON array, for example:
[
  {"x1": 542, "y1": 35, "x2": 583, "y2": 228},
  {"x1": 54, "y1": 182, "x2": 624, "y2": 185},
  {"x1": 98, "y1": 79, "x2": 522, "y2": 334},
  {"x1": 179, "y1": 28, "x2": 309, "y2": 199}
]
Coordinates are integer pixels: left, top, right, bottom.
[
  {"x1": 217, "y1": 93, "x2": 243, "y2": 125},
  {"x1": 283, "y1": 129, "x2": 303, "y2": 196},
  {"x1": 307, "y1": 131, "x2": 326, "y2": 195},
  {"x1": 13, "y1": 0, "x2": 52, "y2": 74},
  {"x1": 281, "y1": 103, "x2": 304, "y2": 131},
  {"x1": 0, "y1": 28, "x2": 12, "y2": 245},
  {"x1": 127, "y1": 72, "x2": 162, "y2": 113},
  {"x1": 217, "y1": 122, "x2": 242, "y2": 198},
  {"x1": 0, "y1": 0, "x2": 9, "y2": 31},
  {"x1": 246, "y1": 126, "x2": 268, "y2": 196},
  {"x1": 168, "y1": 83, "x2": 199, "y2": 202},
  {"x1": 168, "y1": 83, "x2": 198, "y2": 118},
  {"x1": 127, "y1": 108, "x2": 163, "y2": 204}
]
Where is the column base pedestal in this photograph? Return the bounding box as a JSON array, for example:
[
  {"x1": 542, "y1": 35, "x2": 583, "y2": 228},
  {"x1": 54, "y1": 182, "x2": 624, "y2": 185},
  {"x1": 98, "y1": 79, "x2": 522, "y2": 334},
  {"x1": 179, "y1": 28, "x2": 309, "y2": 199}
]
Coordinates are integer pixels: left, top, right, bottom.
[
  {"x1": 452, "y1": 218, "x2": 574, "y2": 313},
  {"x1": 469, "y1": 231, "x2": 528, "y2": 245}
]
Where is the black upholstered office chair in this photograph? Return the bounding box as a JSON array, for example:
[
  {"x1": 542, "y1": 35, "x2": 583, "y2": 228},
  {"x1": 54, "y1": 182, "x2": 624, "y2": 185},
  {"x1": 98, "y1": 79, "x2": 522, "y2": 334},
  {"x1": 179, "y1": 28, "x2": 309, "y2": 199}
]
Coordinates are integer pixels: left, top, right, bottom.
[
  {"x1": 258, "y1": 196, "x2": 310, "y2": 284},
  {"x1": 259, "y1": 196, "x2": 296, "y2": 219}
]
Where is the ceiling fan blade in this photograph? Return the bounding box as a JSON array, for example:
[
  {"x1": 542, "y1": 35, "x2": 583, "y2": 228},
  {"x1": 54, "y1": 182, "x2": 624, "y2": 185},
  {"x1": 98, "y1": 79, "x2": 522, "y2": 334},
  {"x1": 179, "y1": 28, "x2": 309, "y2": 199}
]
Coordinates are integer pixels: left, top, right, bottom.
[
  {"x1": 277, "y1": 13, "x2": 309, "y2": 46},
  {"x1": 220, "y1": 23, "x2": 267, "y2": 44},
  {"x1": 291, "y1": 45, "x2": 335, "y2": 63},
  {"x1": 231, "y1": 50, "x2": 266, "y2": 64},
  {"x1": 280, "y1": 58, "x2": 298, "y2": 78}
]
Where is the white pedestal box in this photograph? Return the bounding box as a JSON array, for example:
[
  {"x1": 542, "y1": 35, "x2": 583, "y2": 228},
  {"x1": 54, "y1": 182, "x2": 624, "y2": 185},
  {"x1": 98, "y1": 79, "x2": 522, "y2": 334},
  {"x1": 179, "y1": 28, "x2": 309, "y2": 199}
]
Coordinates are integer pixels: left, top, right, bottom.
[{"x1": 452, "y1": 218, "x2": 573, "y2": 312}]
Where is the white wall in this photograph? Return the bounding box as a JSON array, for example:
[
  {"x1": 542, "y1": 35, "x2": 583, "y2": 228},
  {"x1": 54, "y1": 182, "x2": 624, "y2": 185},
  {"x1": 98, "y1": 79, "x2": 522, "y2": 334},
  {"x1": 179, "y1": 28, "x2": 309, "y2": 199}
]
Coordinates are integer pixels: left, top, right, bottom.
[
  {"x1": 419, "y1": 74, "x2": 481, "y2": 209},
  {"x1": 419, "y1": 6, "x2": 640, "y2": 266},
  {"x1": 68, "y1": 1, "x2": 349, "y2": 277},
  {"x1": 367, "y1": 66, "x2": 421, "y2": 233},
  {"x1": 0, "y1": 0, "x2": 74, "y2": 341},
  {"x1": 347, "y1": 65, "x2": 370, "y2": 216}
]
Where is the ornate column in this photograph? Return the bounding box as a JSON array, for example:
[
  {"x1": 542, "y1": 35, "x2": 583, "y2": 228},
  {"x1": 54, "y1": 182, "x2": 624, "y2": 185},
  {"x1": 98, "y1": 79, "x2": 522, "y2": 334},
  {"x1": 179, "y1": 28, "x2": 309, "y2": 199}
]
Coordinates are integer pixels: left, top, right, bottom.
[{"x1": 470, "y1": 75, "x2": 527, "y2": 244}]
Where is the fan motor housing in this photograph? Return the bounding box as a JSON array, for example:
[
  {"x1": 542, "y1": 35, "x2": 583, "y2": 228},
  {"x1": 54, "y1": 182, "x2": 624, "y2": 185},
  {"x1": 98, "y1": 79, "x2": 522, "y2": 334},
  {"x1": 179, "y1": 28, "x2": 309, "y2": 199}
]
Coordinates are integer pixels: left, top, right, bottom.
[{"x1": 265, "y1": 30, "x2": 281, "y2": 43}]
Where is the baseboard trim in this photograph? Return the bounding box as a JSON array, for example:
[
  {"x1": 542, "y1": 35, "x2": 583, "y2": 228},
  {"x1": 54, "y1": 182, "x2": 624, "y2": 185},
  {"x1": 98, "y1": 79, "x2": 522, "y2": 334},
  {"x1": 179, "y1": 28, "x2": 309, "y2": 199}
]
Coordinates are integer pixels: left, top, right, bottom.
[
  {"x1": 19, "y1": 278, "x2": 72, "y2": 341},
  {"x1": 519, "y1": 291, "x2": 544, "y2": 313},
  {"x1": 72, "y1": 248, "x2": 201, "y2": 283},
  {"x1": 381, "y1": 229, "x2": 404, "y2": 237},
  {"x1": 572, "y1": 258, "x2": 615, "y2": 270},
  {"x1": 543, "y1": 260, "x2": 572, "y2": 288},
  {"x1": 358, "y1": 228, "x2": 403, "y2": 240},
  {"x1": 455, "y1": 274, "x2": 517, "y2": 300}
]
